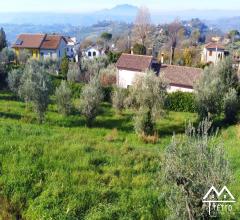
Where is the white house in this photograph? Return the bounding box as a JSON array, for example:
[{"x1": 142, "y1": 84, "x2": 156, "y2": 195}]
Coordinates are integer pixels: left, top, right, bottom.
[
  {"x1": 116, "y1": 54, "x2": 202, "y2": 92},
  {"x1": 83, "y1": 45, "x2": 105, "y2": 59},
  {"x1": 64, "y1": 37, "x2": 80, "y2": 62},
  {"x1": 40, "y1": 35, "x2": 67, "y2": 60},
  {"x1": 201, "y1": 42, "x2": 229, "y2": 65}
]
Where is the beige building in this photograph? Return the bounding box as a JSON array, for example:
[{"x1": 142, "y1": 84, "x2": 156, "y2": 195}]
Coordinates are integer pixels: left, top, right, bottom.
[{"x1": 201, "y1": 42, "x2": 229, "y2": 65}]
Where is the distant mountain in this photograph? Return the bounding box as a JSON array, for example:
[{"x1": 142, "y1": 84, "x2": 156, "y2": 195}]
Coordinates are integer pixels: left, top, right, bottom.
[
  {"x1": 0, "y1": 5, "x2": 138, "y2": 26},
  {"x1": 0, "y1": 5, "x2": 240, "y2": 27},
  {"x1": 206, "y1": 16, "x2": 240, "y2": 32}
]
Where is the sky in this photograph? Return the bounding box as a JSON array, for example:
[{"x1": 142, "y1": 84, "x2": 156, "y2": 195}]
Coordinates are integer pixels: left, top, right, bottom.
[{"x1": 0, "y1": 0, "x2": 240, "y2": 12}]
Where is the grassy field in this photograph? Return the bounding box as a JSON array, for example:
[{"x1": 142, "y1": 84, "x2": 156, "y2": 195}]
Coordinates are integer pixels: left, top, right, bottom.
[{"x1": 0, "y1": 91, "x2": 239, "y2": 219}]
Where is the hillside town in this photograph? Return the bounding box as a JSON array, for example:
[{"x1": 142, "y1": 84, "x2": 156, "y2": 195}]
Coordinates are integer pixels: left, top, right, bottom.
[{"x1": 0, "y1": 2, "x2": 240, "y2": 220}]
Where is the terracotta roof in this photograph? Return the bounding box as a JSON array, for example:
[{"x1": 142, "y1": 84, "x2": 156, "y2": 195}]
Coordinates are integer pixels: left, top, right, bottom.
[
  {"x1": 13, "y1": 34, "x2": 67, "y2": 50},
  {"x1": 205, "y1": 42, "x2": 225, "y2": 50},
  {"x1": 12, "y1": 34, "x2": 46, "y2": 49},
  {"x1": 116, "y1": 54, "x2": 153, "y2": 72},
  {"x1": 160, "y1": 65, "x2": 203, "y2": 88},
  {"x1": 41, "y1": 35, "x2": 66, "y2": 50}
]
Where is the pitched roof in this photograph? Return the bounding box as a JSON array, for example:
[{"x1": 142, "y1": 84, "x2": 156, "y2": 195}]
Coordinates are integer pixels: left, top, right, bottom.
[
  {"x1": 160, "y1": 65, "x2": 203, "y2": 88},
  {"x1": 41, "y1": 35, "x2": 66, "y2": 50},
  {"x1": 12, "y1": 34, "x2": 46, "y2": 49},
  {"x1": 116, "y1": 54, "x2": 153, "y2": 72},
  {"x1": 205, "y1": 42, "x2": 225, "y2": 50},
  {"x1": 12, "y1": 34, "x2": 67, "y2": 50}
]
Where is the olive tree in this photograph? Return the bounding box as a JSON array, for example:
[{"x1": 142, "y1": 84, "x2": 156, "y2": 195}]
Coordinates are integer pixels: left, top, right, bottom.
[
  {"x1": 18, "y1": 49, "x2": 31, "y2": 64},
  {"x1": 112, "y1": 87, "x2": 127, "y2": 114},
  {"x1": 55, "y1": 81, "x2": 72, "y2": 116},
  {"x1": 129, "y1": 70, "x2": 168, "y2": 136},
  {"x1": 18, "y1": 60, "x2": 52, "y2": 123},
  {"x1": 99, "y1": 64, "x2": 117, "y2": 86},
  {"x1": 67, "y1": 63, "x2": 81, "y2": 83},
  {"x1": 195, "y1": 58, "x2": 239, "y2": 122},
  {"x1": 223, "y1": 88, "x2": 239, "y2": 124},
  {"x1": 79, "y1": 76, "x2": 103, "y2": 126},
  {"x1": 7, "y1": 68, "x2": 23, "y2": 95},
  {"x1": 80, "y1": 57, "x2": 109, "y2": 82},
  {"x1": 164, "y1": 119, "x2": 232, "y2": 219}
]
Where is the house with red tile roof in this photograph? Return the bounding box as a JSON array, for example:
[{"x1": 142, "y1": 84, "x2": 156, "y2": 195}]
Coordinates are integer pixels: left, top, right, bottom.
[
  {"x1": 201, "y1": 42, "x2": 229, "y2": 65},
  {"x1": 12, "y1": 34, "x2": 67, "y2": 60},
  {"x1": 116, "y1": 53, "x2": 202, "y2": 92}
]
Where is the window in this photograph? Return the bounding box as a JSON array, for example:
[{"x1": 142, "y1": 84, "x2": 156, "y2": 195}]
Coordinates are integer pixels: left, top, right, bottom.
[
  {"x1": 209, "y1": 51, "x2": 212, "y2": 56},
  {"x1": 93, "y1": 51, "x2": 96, "y2": 57},
  {"x1": 50, "y1": 52, "x2": 52, "y2": 58},
  {"x1": 40, "y1": 52, "x2": 44, "y2": 57},
  {"x1": 88, "y1": 51, "x2": 91, "y2": 57}
]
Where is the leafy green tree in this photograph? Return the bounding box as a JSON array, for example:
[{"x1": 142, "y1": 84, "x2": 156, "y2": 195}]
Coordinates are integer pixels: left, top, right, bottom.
[
  {"x1": 55, "y1": 81, "x2": 72, "y2": 116},
  {"x1": 7, "y1": 68, "x2": 23, "y2": 96},
  {"x1": 101, "y1": 32, "x2": 112, "y2": 42},
  {"x1": 183, "y1": 48, "x2": 193, "y2": 66},
  {"x1": 190, "y1": 29, "x2": 200, "y2": 45},
  {"x1": 112, "y1": 87, "x2": 127, "y2": 114},
  {"x1": 164, "y1": 119, "x2": 231, "y2": 219},
  {"x1": 223, "y1": 88, "x2": 239, "y2": 124},
  {"x1": 129, "y1": 70, "x2": 168, "y2": 135},
  {"x1": 132, "y1": 43, "x2": 146, "y2": 55},
  {"x1": 0, "y1": 27, "x2": 7, "y2": 51},
  {"x1": 228, "y1": 30, "x2": 240, "y2": 43},
  {"x1": 60, "y1": 54, "x2": 69, "y2": 79},
  {"x1": 19, "y1": 60, "x2": 52, "y2": 123},
  {"x1": 79, "y1": 76, "x2": 103, "y2": 126},
  {"x1": 107, "y1": 51, "x2": 122, "y2": 63}
]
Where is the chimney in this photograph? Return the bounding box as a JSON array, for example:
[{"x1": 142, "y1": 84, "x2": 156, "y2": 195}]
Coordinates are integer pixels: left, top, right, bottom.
[{"x1": 161, "y1": 53, "x2": 164, "y2": 64}]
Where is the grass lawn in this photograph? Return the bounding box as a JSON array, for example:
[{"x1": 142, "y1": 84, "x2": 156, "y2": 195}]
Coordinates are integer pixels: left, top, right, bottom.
[{"x1": 0, "y1": 91, "x2": 239, "y2": 219}]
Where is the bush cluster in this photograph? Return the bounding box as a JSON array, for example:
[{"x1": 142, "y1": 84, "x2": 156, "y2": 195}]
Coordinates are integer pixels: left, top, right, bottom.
[{"x1": 165, "y1": 91, "x2": 196, "y2": 113}]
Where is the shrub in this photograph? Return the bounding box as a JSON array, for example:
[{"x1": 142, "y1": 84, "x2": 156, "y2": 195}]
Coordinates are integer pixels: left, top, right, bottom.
[
  {"x1": 165, "y1": 91, "x2": 196, "y2": 112},
  {"x1": 60, "y1": 54, "x2": 69, "y2": 79},
  {"x1": 55, "y1": 81, "x2": 72, "y2": 116},
  {"x1": 102, "y1": 86, "x2": 113, "y2": 102},
  {"x1": 112, "y1": 87, "x2": 127, "y2": 113},
  {"x1": 79, "y1": 77, "x2": 103, "y2": 126},
  {"x1": 7, "y1": 68, "x2": 23, "y2": 95},
  {"x1": 69, "y1": 82, "x2": 84, "y2": 99},
  {"x1": 223, "y1": 88, "x2": 239, "y2": 124}
]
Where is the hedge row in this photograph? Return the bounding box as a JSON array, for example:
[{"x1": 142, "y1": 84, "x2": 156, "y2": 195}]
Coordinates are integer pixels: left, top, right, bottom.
[{"x1": 165, "y1": 91, "x2": 196, "y2": 113}]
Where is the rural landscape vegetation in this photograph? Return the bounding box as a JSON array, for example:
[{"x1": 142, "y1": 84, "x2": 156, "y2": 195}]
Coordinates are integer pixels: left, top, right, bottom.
[{"x1": 0, "y1": 1, "x2": 240, "y2": 219}]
